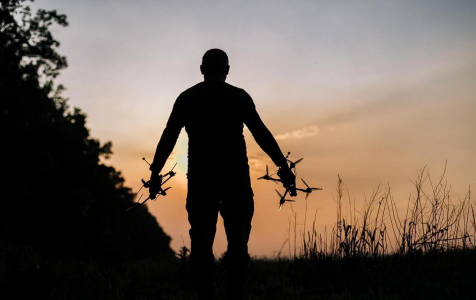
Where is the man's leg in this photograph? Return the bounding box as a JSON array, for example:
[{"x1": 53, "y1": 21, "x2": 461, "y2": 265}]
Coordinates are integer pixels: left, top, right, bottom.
[
  {"x1": 186, "y1": 196, "x2": 220, "y2": 300},
  {"x1": 220, "y1": 196, "x2": 254, "y2": 300}
]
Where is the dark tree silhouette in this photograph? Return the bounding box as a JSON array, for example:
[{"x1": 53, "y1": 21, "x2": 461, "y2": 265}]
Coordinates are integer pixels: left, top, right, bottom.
[{"x1": 0, "y1": 0, "x2": 174, "y2": 263}]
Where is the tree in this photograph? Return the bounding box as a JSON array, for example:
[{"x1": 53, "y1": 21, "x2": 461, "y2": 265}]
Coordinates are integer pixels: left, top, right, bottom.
[{"x1": 0, "y1": 0, "x2": 174, "y2": 261}]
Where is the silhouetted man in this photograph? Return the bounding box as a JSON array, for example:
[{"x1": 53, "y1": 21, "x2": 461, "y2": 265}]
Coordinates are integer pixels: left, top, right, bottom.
[{"x1": 149, "y1": 49, "x2": 295, "y2": 300}]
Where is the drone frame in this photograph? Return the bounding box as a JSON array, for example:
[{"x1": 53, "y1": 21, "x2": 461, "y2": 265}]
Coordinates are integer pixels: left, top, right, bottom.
[
  {"x1": 259, "y1": 152, "x2": 321, "y2": 209},
  {"x1": 126, "y1": 160, "x2": 177, "y2": 212}
]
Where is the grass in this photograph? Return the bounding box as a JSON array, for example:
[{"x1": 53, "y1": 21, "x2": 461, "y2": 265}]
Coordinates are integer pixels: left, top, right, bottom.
[
  {"x1": 294, "y1": 163, "x2": 475, "y2": 260},
  {"x1": 1, "y1": 164, "x2": 475, "y2": 299},
  {"x1": 2, "y1": 247, "x2": 476, "y2": 300}
]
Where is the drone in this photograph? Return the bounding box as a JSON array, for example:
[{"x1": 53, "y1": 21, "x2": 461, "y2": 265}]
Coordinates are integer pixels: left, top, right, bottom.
[
  {"x1": 257, "y1": 152, "x2": 322, "y2": 209},
  {"x1": 126, "y1": 158, "x2": 177, "y2": 212}
]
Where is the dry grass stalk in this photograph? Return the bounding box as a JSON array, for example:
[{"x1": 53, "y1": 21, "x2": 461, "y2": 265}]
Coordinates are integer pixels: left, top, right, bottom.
[{"x1": 289, "y1": 163, "x2": 475, "y2": 260}]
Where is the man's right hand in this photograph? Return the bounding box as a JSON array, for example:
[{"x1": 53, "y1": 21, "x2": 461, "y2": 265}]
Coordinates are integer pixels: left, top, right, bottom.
[{"x1": 149, "y1": 172, "x2": 160, "y2": 199}]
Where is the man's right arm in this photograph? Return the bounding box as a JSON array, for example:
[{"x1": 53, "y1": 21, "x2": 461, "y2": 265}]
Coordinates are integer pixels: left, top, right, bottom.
[
  {"x1": 150, "y1": 95, "x2": 185, "y2": 174},
  {"x1": 149, "y1": 96, "x2": 185, "y2": 198}
]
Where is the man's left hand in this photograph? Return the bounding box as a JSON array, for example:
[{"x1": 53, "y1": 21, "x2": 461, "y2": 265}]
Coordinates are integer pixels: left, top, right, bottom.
[{"x1": 278, "y1": 165, "x2": 296, "y2": 196}]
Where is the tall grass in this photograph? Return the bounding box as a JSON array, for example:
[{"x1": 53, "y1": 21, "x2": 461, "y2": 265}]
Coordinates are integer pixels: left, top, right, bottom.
[{"x1": 290, "y1": 164, "x2": 475, "y2": 259}]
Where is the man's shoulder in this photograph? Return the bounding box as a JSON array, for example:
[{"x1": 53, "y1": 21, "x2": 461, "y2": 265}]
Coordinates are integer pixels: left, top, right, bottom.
[
  {"x1": 222, "y1": 82, "x2": 251, "y2": 97},
  {"x1": 178, "y1": 82, "x2": 203, "y2": 97},
  {"x1": 222, "y1": 81, "x2": 243, "y2": 91}
]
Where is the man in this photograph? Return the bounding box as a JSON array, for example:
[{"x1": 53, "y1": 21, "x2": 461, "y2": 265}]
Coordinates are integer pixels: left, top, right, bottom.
[{"x1": 149, "y1": 49, "x2": 295, "y2": 300}]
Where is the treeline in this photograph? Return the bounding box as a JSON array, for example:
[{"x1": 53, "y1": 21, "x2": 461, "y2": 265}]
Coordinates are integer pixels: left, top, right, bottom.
[{"x1": 0, "y1": 0, "x2": 174, "y2": 264}]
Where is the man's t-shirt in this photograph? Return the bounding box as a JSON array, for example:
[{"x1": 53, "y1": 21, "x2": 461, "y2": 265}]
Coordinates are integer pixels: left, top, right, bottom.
[{"x1": 151, "y1": 81, "x2": 287, "y2": 197}]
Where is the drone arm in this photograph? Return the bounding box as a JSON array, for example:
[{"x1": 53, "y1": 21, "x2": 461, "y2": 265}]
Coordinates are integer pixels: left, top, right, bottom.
[
  {"x1": 150, "y1": 96, "x2": 185, "y2": 174},
  {"x1": 161, "y1": 175, "x2": 172, "y2": 185}
]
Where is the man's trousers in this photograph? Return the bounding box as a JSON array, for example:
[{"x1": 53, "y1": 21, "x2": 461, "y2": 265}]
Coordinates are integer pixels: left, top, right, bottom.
[{"x1": 186, "y1": 194, "x2": 254, "y2": 299}]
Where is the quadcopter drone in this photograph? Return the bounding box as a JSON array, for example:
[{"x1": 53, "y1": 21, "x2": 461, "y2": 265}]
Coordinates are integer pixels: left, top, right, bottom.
[
  {"x1": 128, "y1": 152, "x2": 321, "y2": 211},
  {"x1": 257, "y1": 152, "x2": 322, "y2": 209},
  {"x1": 126, "y1": 158, "x2": 177, "y2": 212}
]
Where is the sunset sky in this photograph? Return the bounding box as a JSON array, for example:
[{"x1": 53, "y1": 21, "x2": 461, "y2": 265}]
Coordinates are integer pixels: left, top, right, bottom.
[{"x1": 33, "y1": 0, "x2": 476, "y2": 256}]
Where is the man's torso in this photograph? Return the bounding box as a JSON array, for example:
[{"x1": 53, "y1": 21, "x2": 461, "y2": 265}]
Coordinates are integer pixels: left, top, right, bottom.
[{"x1": 177, "y1": 81, "x2": 254, "y2": 197}]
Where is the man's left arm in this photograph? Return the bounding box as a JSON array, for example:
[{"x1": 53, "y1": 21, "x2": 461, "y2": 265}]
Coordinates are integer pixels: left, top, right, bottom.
[{"x1": 241, "y1": 90, "x2": 296, "y2": 192}]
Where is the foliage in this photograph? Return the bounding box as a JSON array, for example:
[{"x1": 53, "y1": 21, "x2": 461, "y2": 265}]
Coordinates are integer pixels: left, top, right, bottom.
[{"x1": 0, "y1": 0, "x2": 174, "y2": 267}]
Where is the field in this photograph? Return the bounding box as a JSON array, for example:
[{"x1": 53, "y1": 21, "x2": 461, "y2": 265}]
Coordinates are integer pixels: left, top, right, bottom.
[
  {"x1": 2, "y1": 247, "x2": 476, "y2": 300},
  {"x1": 2, "y1": 166, "x2": 475, "y2": 300}
]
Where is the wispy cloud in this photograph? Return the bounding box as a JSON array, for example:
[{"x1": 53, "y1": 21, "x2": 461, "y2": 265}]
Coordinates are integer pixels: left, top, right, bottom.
[{"x1": 275, "y1": 125, "x2": 319, "y2": 140}]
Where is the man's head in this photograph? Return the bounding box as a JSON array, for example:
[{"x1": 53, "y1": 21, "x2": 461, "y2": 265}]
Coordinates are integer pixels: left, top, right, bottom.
[{"x1": 200, "y1": 48, "x2": 229, "y2": 81}]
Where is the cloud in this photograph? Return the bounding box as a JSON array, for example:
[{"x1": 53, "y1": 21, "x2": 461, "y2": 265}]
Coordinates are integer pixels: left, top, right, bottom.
[{"x1": 275, "y1": 125, "x2": 319, "y2": 140}]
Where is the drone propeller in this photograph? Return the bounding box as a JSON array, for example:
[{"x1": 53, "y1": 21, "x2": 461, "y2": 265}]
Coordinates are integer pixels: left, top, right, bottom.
[
  {"x1": 279, "y1": 199, "x2": 295, "y2": 210},
  {"x1": 276, "y1": 189, "x2": 289, "y2": 207},
  {"x1": 258, "y1": 167, "x2": 268, "y2": 179},
  {"x1": 258, "y1": 165, "x2": 274, "y2": 180},
  {"x1": 299, "y1": 178, "x2": 322, "y2": 198},
  {"x1": 301, "y1": 178, "x2": 322, "y2": 191},
  {"x1": 167, "y1": 163, "x2": 177, "y2": 177},
  {"x1": 140, "y1": 178, "x2": 151, "y2": 189},
  {"x1": 159, "y1": 187, "x2": 172, "y2": 196}
]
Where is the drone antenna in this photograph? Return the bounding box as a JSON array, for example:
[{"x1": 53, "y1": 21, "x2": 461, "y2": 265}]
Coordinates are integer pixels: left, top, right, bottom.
[
  {"x1": 142, "y1": 157, "x2": 151, "y2": 166},
  {"x1": 126, "y1": 196, "x2": 150, "y2": 212}
]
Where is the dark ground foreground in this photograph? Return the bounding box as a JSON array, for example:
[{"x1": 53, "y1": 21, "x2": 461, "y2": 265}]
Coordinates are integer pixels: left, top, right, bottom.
[{"x1": 1, "y1": 247, "x2": 476, "y2": 300}]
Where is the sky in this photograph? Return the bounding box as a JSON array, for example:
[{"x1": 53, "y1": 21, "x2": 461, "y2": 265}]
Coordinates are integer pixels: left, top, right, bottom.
[{"x1": 32, "y1": 0, "x2": 476, "y2": 257}]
